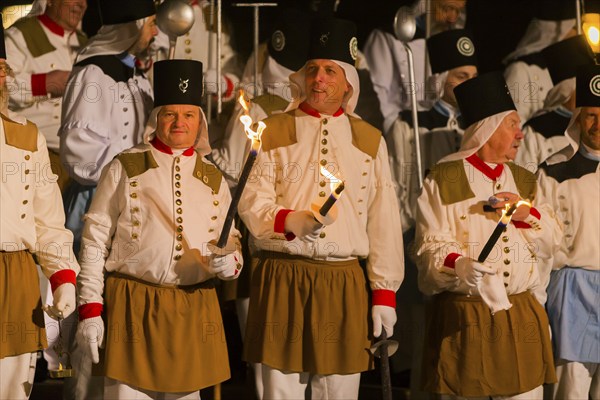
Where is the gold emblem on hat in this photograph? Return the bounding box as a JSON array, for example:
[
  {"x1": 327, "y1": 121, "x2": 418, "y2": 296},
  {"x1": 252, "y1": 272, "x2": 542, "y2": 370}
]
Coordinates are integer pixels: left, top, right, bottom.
[
  {"x1": 272, "y1": 30, "x2": 285, "y2": 51},
  {"x1": 589, "y1": 75, "x2": 600, "y2": 97},
  {"x1": 349, "y1": 37, "x2": 358, "y2": 61},
  {"x1": 456, "y1": 37, "x2": 474, "y2": 57},
  {"x1": 320, "y1": 32, "x2": 330, "y2": 46},
  {"x1": 179, "y1": 78, "x2": 189, "y2": 93}
]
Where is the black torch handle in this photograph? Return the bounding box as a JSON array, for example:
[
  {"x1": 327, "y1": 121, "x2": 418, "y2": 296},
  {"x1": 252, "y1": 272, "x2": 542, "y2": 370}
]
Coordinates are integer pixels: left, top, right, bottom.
[
  {"x1": 477, "y1": 223, "x2": 506, "y2": 263},
  {"x1": 216, "y1": 151, "x2": 257, "y2": 248}
]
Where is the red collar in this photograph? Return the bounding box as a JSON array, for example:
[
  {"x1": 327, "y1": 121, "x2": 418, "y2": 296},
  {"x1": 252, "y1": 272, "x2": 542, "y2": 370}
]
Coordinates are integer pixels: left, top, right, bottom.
[
  {"x1": 151, "y1": 137, "x2": 195, "y2": 156},
  {"x1": 38, "y1": 14, "x2": 66, "y2": 37},
  {"x1": 299, "y1": 102, "x2": 344, "y2": 118},
  {"x1": 466, "y1": 154, "x2": 504, "y2": 181}
]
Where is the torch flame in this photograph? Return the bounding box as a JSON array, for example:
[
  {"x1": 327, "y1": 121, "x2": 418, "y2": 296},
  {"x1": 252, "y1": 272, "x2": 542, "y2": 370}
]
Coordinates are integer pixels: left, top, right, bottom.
[
  {"x1": 500, "y1": 199, "x2": 532, "y2": 224},
  {"x1": 320, "y1": 166, "x2": 344, "y2": 198},
  {"x1": 238, "y1": 91, "x2": 265, "y2": 152}
]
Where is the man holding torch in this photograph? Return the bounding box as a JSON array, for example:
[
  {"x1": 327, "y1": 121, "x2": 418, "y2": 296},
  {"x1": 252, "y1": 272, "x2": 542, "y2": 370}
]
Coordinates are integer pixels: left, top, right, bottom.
[
  {"x1": 74, "y1": 59, "x2": 242, "y2": 399},
  {"x1": 414, "y1": 71, "x2": 562, "y2": 399},
  {"x1": 238, "y1": 17, "x2": 404, "y2": 399}
]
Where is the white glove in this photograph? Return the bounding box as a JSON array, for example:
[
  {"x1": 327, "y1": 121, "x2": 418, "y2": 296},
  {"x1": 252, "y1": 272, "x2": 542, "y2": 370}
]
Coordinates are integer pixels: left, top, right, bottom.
[
  {"x1": 204, "y1": 69, "x2": 228, "y2": 95},
  {"x1": 76, "y1": 316, "x2": 104, "y2": 364},
  {"x1": 455, "y1": 257, "x2": 496, "y2": 287},
  {"x1": 44, "y1": 283, "x2": 76, "y2": 320},
  {"x1": 372, "y1": 305, "x2": 397, "y2": 338},
  {"x1": 210, "y1": 251, "x2": 242, "y2": 280},
  {"x1": 284, "y1": 211, "x2": 323, "y2": 243}
]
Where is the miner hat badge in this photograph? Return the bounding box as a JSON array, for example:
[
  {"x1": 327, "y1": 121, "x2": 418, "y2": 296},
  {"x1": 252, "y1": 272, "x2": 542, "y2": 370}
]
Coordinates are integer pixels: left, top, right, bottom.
[
  {"x1": 268, "y1": 8, "x2": 311, "y2": 71},
  {"x1": 308, "y1": 17, "x2": 358, "y2": 65},
  {"x1": 427, "y1": 29, "x2": 477, "y2": 74},
  {"x1": 153, "y1": 60, "x2": 204, "y2": 107},
  {"x1": 576, "y1": 64, "x2": 600, "y2": 107}
]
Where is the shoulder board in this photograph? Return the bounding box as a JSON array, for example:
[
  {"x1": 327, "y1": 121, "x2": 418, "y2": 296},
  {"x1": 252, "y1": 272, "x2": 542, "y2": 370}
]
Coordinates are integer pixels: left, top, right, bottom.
[
  {"x1": 252, "y1": 94, "x2": 289, "y2": 117},
  {"x1": 193, "y1": 154, "x2": 222, "y2": 194},
  {"x1": 524, "y1": 111, "x2": 570, "y2": 139},
  {"x1": 428, "y1": 160, "x2": 475, "y2": 205},
  {"x1": 539, "y1": 153, "x2": 599, "y2": 182},
  {"x1": 116, "y1": 151, "x2": 159, "y2": 178},
  {"x1": 348, "y1": 115, "x2": 382, "y2": 159},
  {"x1": 506, "y1": 162, "x2": 537, "y2": 202},
  {"x1": 75, "y1": 55, "x2": 134, "y2": 83},
  {"x1": 260, "y1": 111, "x2": 298, "y2": 152},
  {"x1": 1, "y1": 113, "x2": 38, "y2": 152},
  {"x1": 12, "y1": 17, "x2": 56, "y2": 58},
  {"x1": 399, "y1": 108, "x2": 450, "y2": 131}
]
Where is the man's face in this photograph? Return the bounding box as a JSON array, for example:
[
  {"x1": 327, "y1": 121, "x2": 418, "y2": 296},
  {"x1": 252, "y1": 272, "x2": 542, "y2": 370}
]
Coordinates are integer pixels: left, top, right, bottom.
[
  {"x1": 433, "y1": 0, "x2": 466, "y2": 26},
  {"x1": 304, "y1": 59, "x2": 350, "y2": 114},
  {"x1": 478, "y1": 111, "x2": 524, "y2": 163},
  {"x1": 46, "y1": 0, "x2": 87, "y2": 31},
  {"x1": 443, "y1": 65, "x2": 477, "y2": 107},
  {"x1": 156, "y1": 105, "x2": 201, "y2": 149},
  {"x1": 131, "y1": 15, "x2": 158, "y2": 56},
  {"x1": 578, "y1": 106, "x2": 600, "y2": 150}
]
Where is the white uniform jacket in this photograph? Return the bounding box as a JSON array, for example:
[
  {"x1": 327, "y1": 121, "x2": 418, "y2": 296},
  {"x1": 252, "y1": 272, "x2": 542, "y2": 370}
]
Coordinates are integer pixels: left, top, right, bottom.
[
  {"x1": 78, "y1": 143, "x2": 241, "y2": 306},
  {"x1": 415, "y1": 159, "x2": 562, "y2": 303},
  {"x1": 5, "y1": 15, "x2": 86, "y2": 151},
  {"x1": 60, "y1": 60, "x2": 153, "y2": 185},
  {"x1": 0, "y1": 111, "x2": 79, "y2": 277},
  {"x1": 238, "y1": 108, "x2": 404, "y2": 292}
]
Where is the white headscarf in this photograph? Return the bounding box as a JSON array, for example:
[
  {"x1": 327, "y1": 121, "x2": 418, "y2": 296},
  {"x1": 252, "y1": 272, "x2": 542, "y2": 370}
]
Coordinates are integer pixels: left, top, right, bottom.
[
  {"x1": 545, "y1": 107, "x2": 581, "y2": 165},
  {"x1": 75, "y1": 18, "x2": 150, "y2": 63},
  {"x1": 503, "y1": 18, "x2": 576, "y2": 64},
  {"x1": 261, "y1": 55, "x2": 296, "y2": 102},
  {"x1": 439, "y1": 110, "x2": 514, "y2": 162},
  {"x1": 142, "y1": 105, "x2": 211, "y2": 156},
  {"x1": 542, "y1": 77, "x2": 575, "y2": 109},
  {"x1": 27, "y1": 0, "x2": 47, "y2": 16},
  {"x1": 284, "y1": 60, "x2": 360, "y2": 115}
]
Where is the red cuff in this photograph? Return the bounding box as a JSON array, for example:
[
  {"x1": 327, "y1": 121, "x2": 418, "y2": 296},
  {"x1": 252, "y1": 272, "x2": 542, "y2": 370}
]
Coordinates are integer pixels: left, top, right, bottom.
[
  {"x1": 443, "y1": 253, "x2": 462, "y2": 269},
  {"x1": 512, "y1": 207, "x2": 541, "y2": 229},
  {"x1": 31, "y1": 73, "x2": 48, "y2": 97},
  {"x1": 372, "y1": 289, "x2": 396, "y2": 308},
  {"x1": 274, "y1": 209, "x2": 296, "y2": 241},
  {"x1": 49, "y1": 269, "x2": 76, "y2": 292},
  {"x1": 530, "y1": 207, "x2": 541, "y2": 220},
  {"x1": 224, "y1": 75, "x2": 235, "y2": 100},
  {"x1": 78, "y1": 303, "x2": 103, "y2": 321}
]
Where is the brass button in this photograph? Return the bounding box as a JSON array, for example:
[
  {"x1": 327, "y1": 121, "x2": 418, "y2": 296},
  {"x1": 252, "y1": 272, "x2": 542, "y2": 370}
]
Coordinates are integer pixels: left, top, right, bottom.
[
  {"x1": 175, "y1": 244, "x2": 182, "y2": 251},
  {"x1": 185, "y1": 39, "x2": 191, "y2": 45},
  {"x1": 358, "y1": 212, "x2": 363, "y2": 215},
  {"x1": 175, "y1": 166, "x2": 181, "y2": 172},
  {"x1": 320, "y1": 159, "x2": 327, "y2": 166},
  {"x1": 502, "y1": 236, "x2": 509, "y2": 242},
  {"x1": 361, "y1": 186, "x2": 366, "y2": 189},
  {"x1": 322, "y1": 119, "x2": 328, "y2": 125},
  {"x1": 176, "y1": 234, "x2": 183, "y2": 241},
  {"x1": 175, "y1": 157, "x2": 180, "y2": 163},
  {"x1": 176, "y1": 217, "x2": 183, "y2": 223},
  {"x1": 175, "y1": 174, "x2": 181, "y2": 180},
  {"x1": 503, "y1": 247, "x2": 510, "y2": 253},
  {"x1": 362, "y1": 172, "x2": 367, "y2": 176},
  {"x1": 176, "y1": 199, "x2": 182, "y2": 205},
  {"x1": 175, "y1": 191, "x2": 181, "y2": 197},
  {"x1": 504, "y1": 283, "x2": 508, "y2": 287},
  {"x1": 177, "y1": 208, "x2": 182, "y2": 214},
  {"x1": 460, "y1": 215, "x2": 467, "y2": 220},
  {"x1": 123, "y1": 107, "x2": 128, "y2": 112},
  {"x1": 213, "y1": 200, "x2": 219, "y2": 206},
  {"x1": 130, "y1": 193, "x2": 137, "y2": 198},
  {"x1": 211, "y1": 216, "x2": 218, "y2": 220},
  {"x1": 22, "y1": 200, "x2": 28, "y2": 205},
  {"x1": 319, "y1": 232, "x2": 326, "y2": 238},
  {"x1": 132, "y1": 233, "x2": 138, "y2": 239},
  {"x1": 175, "y1": 182, "x2": 181, "y2": 188},
  {"x1": 496, "y1": 183, "x2": 501, "y2": 189},
  {"x1": 321, "y1": 148, "x2": 328, "y2": 154},
  {"x1": 50, "y1": 63, "x2": 55, "y2": 68},
  {"x1": 208, "y1": 228, "x2": 214, "y2": 233},
  {"x1": 322, "y1": 130, "x2": 328, "y2": 136},
  {"x1": 24, "y1": 155, "x2": 30, "y2": 160},
  {"x1": 185, "y1": 48, "x2": 191, "y2": 54},
  {"x1": 25, "y1": 169, "x2": 30, "y2": 175},
  {"x1": 21, "y1": 214, "x2": 26, "y2": 219},
  {"x1": 319, "y1": 191, "x2": 326, "y2": 197},
  {"x1": 25, "y1": 185, "x2": 29, "y2": 190},
  {"x1": 565, "y1": 234, "x2": 572, "y2": 238},
  {"x1": 133, "y1": 220, "x2": 140, "y2": 226},
  {"x1": 504, "y1": 259, "x2": 511, "y2": 265},
  {"x1": 365, "y1": 159, "x2": 371, "y2": 163},
  {"x1": 177, "y1": 225, "x2": 183, "y2": 232},
  {"x1": 132, "y1": 207, "x2": 140, "y2": 212},
  {"x1": 358, "y1": 199, "x2": 363, "y2": 203},
  {"x1": 320, "y1": 181, "x2": 326, "y2": 187},
  {"x1": 321, "y1": 139, "x2": 327, "y2": 145},
  {"x1": 564, "y1": 221, "x2": 570, "y2": 225},
  {"x1": 174, "y1": 254, "x2": 182, "y2": 260},
  {"x1": 130, "y1": 181, "x2": 138, "y2": 187},
  {"x1": 503, "y1": 271, "x2": 510, "y2": 277},
  {"x1": 203, "y1": 176, "x2": 209, "y2": 184}
]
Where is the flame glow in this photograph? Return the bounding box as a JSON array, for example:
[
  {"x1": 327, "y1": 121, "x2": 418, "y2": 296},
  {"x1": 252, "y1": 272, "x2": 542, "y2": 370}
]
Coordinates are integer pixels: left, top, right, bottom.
[
  {"x1": 320, "y1": 166, "x2": 344, "y2": 198},
  {"x1": 238, "y1": 91, "x2": 266, "y2": 152}
]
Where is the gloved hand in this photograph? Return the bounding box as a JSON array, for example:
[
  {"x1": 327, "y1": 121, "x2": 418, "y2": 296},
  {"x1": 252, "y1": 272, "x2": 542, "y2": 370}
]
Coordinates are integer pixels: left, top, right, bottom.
[
  {"x1": 372, "y1": 305, "x2": 397, "y2": 338},
  {"x1": 284, "y1": 210, "x2": 323, "y2": 243},
  {"x1": 204, "y1": 69, "x2": 228, "y2": 95},
  {"x1": 44, "y1": 283, "x2": 76, "y2": 320},
  {"x1": 76, "y1": 316, "x2": 104, "y2": 364},
  {"x1": 210, "y1": 250, "x2": 242, "y2": 280},
  {"x1": 455, "y1": 257, "x2": 496, "y2": 287}
]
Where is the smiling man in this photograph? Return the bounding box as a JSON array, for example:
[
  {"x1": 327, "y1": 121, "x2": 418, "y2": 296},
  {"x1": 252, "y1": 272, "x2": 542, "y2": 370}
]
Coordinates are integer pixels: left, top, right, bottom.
[
  {"x1": 414, "y1": 71, "x2": 563, "y2": 399},
  {"x1": 75, "y1": 59, "x2": 242, "y2": 399},
  {"x1": 238, "y1": 17, "x2": 404, "y2": 399}
]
